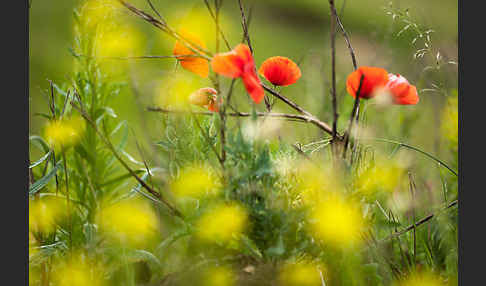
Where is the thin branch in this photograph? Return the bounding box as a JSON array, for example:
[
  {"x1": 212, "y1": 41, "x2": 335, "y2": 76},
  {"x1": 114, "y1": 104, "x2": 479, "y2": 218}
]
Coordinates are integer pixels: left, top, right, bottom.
[
  {"x1": 237, "y1": 0, "x2": 253, "y2": 53},
  {"x1": 147, "y1": 106, "x2": 336, "y2": 136},
  {"x1": 189, "y1": 108, "x2": 224, "y2": 166},
  {"x1": 74, "y1": 54, "x2": 203, "y2": 61},
  {"x1": 366, "y1": 138, "x2": 458, "y2": 177},
  {"x1": 145, "y1": 0, "x2": 164, "y2": 23},
  {"x1": 332, "y1": 5, "x2": 357, "y2": 70},
  {"x1": 203, "y1": 0, "x2": 231, "y2": 50},
  {"x1": 342, "y1": 74, "x2": 364, "y2": 158},
  {"x1": 71, "y1": 101, "x2": 183, "y2": 218},
  {"x1": 118, "y1": 0, "x2": 212, "y2": 59},
  {"x1": 329, "y1": 0, "x2": 339, "y2": 142},
  {"x1": 379, "y1": 200, "x2": 457, "y2": 243}
]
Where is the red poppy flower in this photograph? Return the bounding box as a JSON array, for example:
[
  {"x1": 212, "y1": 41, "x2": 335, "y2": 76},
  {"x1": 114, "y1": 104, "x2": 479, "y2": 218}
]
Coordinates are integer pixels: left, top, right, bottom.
[
  {"x1": 346, "y1": 66, "x2": 389, "y2": 99},
  {"x1": 385, "y1": 74, "x2": 419, "y2": 105},
  {"x1": 188, "y1": 87, "x2": 220, "y2": 112},
  {"x1": 258, "y1": 56, "x2": 301, "y2": 86},
  {"x1": 173, "y1": 31, "x2": 209, "y2": 78},
  {"x1": 211, "y1": 44, "x2": 264, "y2": 104}
]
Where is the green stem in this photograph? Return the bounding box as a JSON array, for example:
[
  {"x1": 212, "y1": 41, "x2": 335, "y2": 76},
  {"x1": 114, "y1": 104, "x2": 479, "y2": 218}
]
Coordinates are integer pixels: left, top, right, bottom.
[{"x1": 367, "y1": 138, "x2": 458, "y2": 177}]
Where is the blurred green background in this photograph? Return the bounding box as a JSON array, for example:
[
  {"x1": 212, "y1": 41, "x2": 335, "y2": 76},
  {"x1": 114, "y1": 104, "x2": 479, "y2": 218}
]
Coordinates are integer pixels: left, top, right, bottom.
[{"x1": 29, "y1": 0, "x2": 458, "y2": 164}]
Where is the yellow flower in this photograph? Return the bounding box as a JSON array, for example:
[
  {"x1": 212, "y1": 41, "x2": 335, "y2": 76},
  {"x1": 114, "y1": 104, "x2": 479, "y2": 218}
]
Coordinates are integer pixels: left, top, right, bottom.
[
  {"x1": 96, "y1": 198, "x2": 160, "y2": 247},
  {"x1": 394, "y1": 271, "x2": 446, "y2": 286},
  {"x1": 44, "y1": 116, "x2": 86, "y2": 152},
  {"x1": 441, "y1": 95, "x2": 458, "y2": 149},
  {"x1": 195, "y1": 203, "x2": 248, "y2": 243},
  {"x1": 29, "y1": 197, "x2": 67, "y2": 234},
  {"x1": 293, "y1": 162, "x2": 345, "y2": 207},
  {"x1": 79, "y1": 0, "x2": 120, "y2": 29},
  {"x1": 95, "y1": 25, "x2": 142, "y2": 58},
  {"x1": 355, "y1": 157, "x2": 406, "y2": 196},
  {"x1": 309, "y1": 193, "x2": 366, "y2": 247},
  {"x1": 202, "y1": 266, "x2": 236, "y2": 286},
  {"x1": 154, "y1": 72, "x2": 205, "y2": 109},
  {"x1": 278, "y1": 260, "x2": 325, "y2": 286},
  {"x1": 52, "y1": 253, "x2": 105, "y2": 286},
  {"x1": 170, "y1": 164, "x2": 220, "y2": 199}
]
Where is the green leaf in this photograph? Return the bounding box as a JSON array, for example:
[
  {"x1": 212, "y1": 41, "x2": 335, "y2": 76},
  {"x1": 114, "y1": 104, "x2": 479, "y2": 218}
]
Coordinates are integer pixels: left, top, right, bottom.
[
  {"x1": 30, "y1": 136, "x2": 50, "y2": 153},
  {"x1": 240, "y1": 234, "x2": 263, "y2": 259},
  {"x1": 123, "y1": 249, "x2": 161, "y2": 268},
  {"x1": 30, "y1": 151, "x2": 51, "y2": 169},
  {"x1": 29, "y1": 162, "x2": 61, "y2": 196}
]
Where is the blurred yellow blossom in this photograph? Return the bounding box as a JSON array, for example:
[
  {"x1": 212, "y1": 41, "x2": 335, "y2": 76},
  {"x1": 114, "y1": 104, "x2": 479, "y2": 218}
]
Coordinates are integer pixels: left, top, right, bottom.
[
  {"x1": 170, "y1": 164, "x2": 221, "y2": 199},
  {"x1": 79, "y1": 0, "x2": 120, "y2": 29},
  {"x1": 202, "y1": 265, "x2": 236, "y2": 286},
  {"x1": 195, "y1": 203, "x2": 248, "y2": 244},
  {"x1": 96, "y1": 198, "x2": 160, "y2": 247},
  {"x1": 309, "y1": 193, "x2": 366, "y2": 247},
  {"x1": 154, "y1": 72, "x2": 205, "y2": 109},
  {"x1": 29, "y1": 196, "x2": 67, "y2": 234},
  {"x1": 29, "y1": 232, "x2": 38, "y2": 259},
  {"x1": 293, "y1": 162, "x2": 345, "y2": 206},
  {"x1": 355, "y1": 155, "x2": 407, "y2": 197},
  {"x1": 441, "y1": 95, "x2": 458, "y2": 149},
  {"x1": 394, "y1": 271, "x2": 447, "y2": 286},
  {"x1": 278, "y1": 260, "x2": 325, "y2": 286},
  {"x1": 52, "y1": 253, "x2": 105, "y2": 286},
  {"x1": 44, "y1": 116, "x2": 86, "y2": 152},
  {"x1": 95, "y1": 25, "x2": 143, "y2": 59}
]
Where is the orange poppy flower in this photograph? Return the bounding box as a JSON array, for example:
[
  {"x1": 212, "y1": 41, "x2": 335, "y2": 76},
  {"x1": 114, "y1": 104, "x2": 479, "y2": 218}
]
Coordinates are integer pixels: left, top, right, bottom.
[
  {"x1": 385, "y1": 74, "x2": 419, "y2": 105},
  {"x1": 258, "y1": 56, "x2": 301, "y2": 86},
  {"x1": 211, "y1": 44, "x2": 264, "y2": 104},
  {"x1": 173, "y1": 31, "x2": 209, "y2": 78},
  {"x1": 188, "y1": 87, "x2": 220, "y2": 112},
  {"x1": 346, "y1": 66, "x2": 389, "y2": 99}
]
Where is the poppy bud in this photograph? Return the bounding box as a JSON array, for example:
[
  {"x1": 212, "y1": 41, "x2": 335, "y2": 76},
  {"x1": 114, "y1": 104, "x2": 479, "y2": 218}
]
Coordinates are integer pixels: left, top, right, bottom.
[{"x1": 189, "y1": 87, "x2": 217, "y2": 106}]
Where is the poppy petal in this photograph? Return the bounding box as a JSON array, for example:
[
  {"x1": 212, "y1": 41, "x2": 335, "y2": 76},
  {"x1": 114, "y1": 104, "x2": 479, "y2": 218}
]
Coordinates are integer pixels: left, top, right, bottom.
[
  {"x1": 242, "y1": 73, "x2": 264, "y2": 104},
  {"x1": 211, "y1": 51, "x2": 243, "y2": 78},
  {"x1": 173, "y1": 32, "x2": 209, "y2": 78},
  {"x1": 258, "y1": 56, "x2": 301, "y2": 86},
  {"x1": 346, "y1": 66, "x2": 389, "y2": 99},
  {"x1": 386, "y1": 74, "x2": 419, "y2": 105}
]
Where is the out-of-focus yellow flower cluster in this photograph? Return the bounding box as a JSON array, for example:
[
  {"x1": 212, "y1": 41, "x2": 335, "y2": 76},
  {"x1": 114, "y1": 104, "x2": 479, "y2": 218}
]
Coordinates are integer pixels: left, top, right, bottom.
[
  {"x1": 78, "y1": 0, "x2": 120, "y2": 30},
  {"x1": 44, "y1": 116, "x2": 86, "y2": 152},
  {"x1": 52, "y1": 253, "x2": 106, "y2": 286},
  {"x1": 195, "y1": 203, "x2": 248, "y2": 244},
  {"x1": 29, "y1": 196, "x2": 67, "y2": 234},
  {"x1": 95, "y1": 198, "x2": 160, "y2": 247},
  {"x1": 394, "y1": 270, "x2": 447, "y2": 286},
  {"x1": 309, "y1": 192, "x2": 366, "y2": 248},
  {"x1": 170, "y1": 164, "x2": 221, "y2": 199},
  {"x1": 292, "y1": 161, "x2": 345, "y2": 207},
  {"x1": 441, "y1": 94, "x2": 458, "y2": 149},
  {"x1": 278, "y1": 260, "x2": 325, "y2": 286},
  {"x1": 355, "y1": 155, "x2": 407, "y2": 197},
  {"x1": 201, "y1": 265, "x2": 236, "y2": 286},
  {"x1": 154, "y1": 72, "x2": 206, "y2": 109}
]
